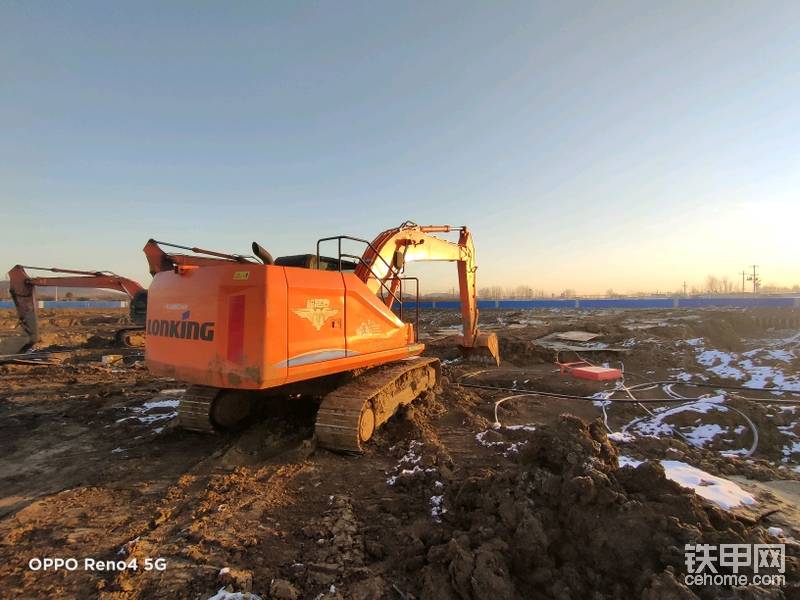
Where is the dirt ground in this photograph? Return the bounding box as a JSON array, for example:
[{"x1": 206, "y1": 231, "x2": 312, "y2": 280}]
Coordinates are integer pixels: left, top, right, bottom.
[{"x1": 1, "y1": 307, "x2": 799, "y2": 599}]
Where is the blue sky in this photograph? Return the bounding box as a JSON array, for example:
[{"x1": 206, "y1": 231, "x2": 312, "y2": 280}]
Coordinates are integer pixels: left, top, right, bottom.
[{"x1": 2, "y1": 1, "x2": 798, "y2": 294}]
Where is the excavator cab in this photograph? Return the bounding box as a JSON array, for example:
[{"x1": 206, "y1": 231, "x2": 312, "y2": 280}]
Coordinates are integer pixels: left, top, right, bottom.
[{"x1": 129, "y1": 290, "x2": 148, "y2": 326}]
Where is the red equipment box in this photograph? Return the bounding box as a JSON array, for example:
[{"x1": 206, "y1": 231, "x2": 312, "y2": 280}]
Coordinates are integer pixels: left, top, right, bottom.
[{"x1": 559, "y1": 361, "x2": 622, "y2": 381}]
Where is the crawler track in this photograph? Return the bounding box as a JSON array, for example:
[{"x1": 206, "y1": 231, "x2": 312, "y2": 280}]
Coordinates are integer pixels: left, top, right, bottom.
[
  {"x1": 113, "y1": 325, "x2": 146, "y2": 347},
  {"x1": 177, "y1": 385, "x2": 220, "y2": 433},
  {"x1": 315, "y1": 356, "x2": 440, "y2": 452}
]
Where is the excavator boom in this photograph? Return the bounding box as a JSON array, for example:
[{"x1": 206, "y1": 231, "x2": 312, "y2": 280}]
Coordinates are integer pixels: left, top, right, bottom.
[{"x1": 354, "y1": 222, "x2": 499, "y2": 365}]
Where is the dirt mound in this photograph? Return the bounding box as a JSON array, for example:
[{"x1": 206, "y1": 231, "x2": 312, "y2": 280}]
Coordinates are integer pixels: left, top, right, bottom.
[{"x1": 414, "y1": 415, "x2": 798, "y2": 599}]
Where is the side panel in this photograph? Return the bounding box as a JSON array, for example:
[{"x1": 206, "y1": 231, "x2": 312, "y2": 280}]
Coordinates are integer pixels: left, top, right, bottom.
[
  {"x1": 343, "y1": 273, "x2": 411, "y2": 357},
  {"x1": 284, "y1": 268, "x2": 346, "y2": 368}
]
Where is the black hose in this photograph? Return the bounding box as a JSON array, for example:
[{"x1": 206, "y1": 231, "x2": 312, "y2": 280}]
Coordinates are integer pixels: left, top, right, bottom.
[
  {"x1": 624, "y1": 378, "x2": 800, "y2": 395},
  {"x1": 454, "y1": 381, "x2": 800, "y2": 405}
]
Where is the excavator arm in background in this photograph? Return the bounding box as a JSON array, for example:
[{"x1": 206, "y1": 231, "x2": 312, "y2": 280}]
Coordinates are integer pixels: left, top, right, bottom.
[
  {"x1": 355, "y1": 222, "x2": 500, "y2": 365},
  {"x1": 8, "y1": 265, "x2": 146, "y2": 347}
]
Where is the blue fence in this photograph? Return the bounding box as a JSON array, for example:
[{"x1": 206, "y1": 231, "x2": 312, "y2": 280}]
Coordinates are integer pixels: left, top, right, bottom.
[
  {"x1": 677, "y1": 297, "x2": 796, "y2": 309},
  {"x1": 399, "y1": 297, "x2": 800, "y2": 310}
]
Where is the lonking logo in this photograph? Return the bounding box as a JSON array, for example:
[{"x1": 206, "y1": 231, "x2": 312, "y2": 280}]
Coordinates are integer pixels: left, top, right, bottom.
[{"x1": 147, "y1": 310, "x2": 215, "y2": 342}]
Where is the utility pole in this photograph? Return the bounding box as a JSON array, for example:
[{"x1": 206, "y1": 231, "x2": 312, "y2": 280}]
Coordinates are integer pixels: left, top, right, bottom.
[
  {"x1": 682, "y1": 281, "x2": 687, "y2": 296},
  {"x1": 740, "y1": 270, "x2": 747, "y2": 293},
  {"x1": 746, "y1": 265, "x2": 760, "y2": 294}
]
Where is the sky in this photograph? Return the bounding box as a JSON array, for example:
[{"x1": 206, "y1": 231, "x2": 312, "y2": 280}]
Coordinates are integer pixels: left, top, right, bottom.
[{"x1": 1, "y1": 1, "x2": 799, "y2": 295}]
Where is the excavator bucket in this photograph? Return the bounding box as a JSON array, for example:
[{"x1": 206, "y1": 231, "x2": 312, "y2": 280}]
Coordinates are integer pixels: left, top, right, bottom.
[
  {"x1": 458, "y1": 331, "x2": 501, "y2": 366},
  {"x1": 0, "y1": 334, "x2": 31, "y2": 355}
]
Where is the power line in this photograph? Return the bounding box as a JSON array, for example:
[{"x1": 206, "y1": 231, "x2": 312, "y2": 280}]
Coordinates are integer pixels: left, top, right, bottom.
[{"x1": 746, "y1": 264, "x2": 760, "y2": 294}]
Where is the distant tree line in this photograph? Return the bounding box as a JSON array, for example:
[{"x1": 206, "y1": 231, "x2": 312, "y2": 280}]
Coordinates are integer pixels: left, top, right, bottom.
[{"x1": 680, "y1": 276, "x2": 800, "y2": 296}]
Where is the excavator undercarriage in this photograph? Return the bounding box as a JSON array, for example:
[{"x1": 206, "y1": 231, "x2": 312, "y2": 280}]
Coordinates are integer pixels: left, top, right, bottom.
[{"x1": 177, "y1": 356, "x2": 441, "y2": 453}]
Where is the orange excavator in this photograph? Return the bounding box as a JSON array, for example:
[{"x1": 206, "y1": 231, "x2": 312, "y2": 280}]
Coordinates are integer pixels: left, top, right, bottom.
[
  {"x1": 143, "y1": 222, "x2": 500, "y2": 452},
  {"x1": 7, "y1": 265, "x2": 148, "y2": 352}
]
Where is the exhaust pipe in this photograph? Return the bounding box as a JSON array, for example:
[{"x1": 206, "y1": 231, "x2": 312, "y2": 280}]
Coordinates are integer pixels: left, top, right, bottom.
[{"x1": 252, "y1": 242, "x2": 274, "y2": 265}]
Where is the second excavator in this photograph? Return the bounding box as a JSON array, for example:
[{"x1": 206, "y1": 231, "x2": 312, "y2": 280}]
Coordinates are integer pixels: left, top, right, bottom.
[
  {"x1": 7, "y1": 265, "x2": 148, "y2": 353},
  {"x1": 143, "y1": 222, "x2": 500, "y2": 452}
]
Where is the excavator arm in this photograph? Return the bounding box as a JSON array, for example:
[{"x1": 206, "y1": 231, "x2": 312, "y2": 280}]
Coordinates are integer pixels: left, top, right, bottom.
[
  {"x1": 8, "y1": 265, "x2": 146, "y2": 345},
  {"x1": 355, "y1": 223, "x2": 500, "y2": 365},
  {"x1": 143, "y1": 239, "x2": 258, "y2": 275}
]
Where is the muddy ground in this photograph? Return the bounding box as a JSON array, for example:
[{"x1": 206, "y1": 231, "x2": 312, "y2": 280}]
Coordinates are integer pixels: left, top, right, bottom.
[{"x1": 0, "y1": 307, "x2": 799, "y2": 599}]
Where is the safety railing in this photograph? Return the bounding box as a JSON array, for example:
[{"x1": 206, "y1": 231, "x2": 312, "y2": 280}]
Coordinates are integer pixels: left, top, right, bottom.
[{"x1": 316, "y1": 235, "x2": 420, "y2": 342}]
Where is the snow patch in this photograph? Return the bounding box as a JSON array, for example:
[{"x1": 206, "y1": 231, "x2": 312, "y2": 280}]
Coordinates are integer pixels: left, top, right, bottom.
[
  {"x1": 386, "y1": 441, "x2": 437, "y2": 485},
  {"x1": 690, "y1": 342, "x2": 800, "y2": 390},
  {"x1": 208, "y1": 588, "x2": 262, "y2": 600},
  {"x1": 627, "y1": 396, "x2": 728, "y2": 443},
  {"x1": 117, "y1": 393, "x2": 181, "y2": 427},
  {"x1": 781, "y1": 439, "x2": 800, "y2": 459},
  {"x1": 430, "y1": 494, "x2": 446, "y2": 522},
  {"x1": 143, "y1": 398, "x2": 180, "y2": 410},
  {"x1": 618, "y1": 458, "x2": 756, "y2": 509},
  {"x1": 696, "y1": 350, "x2": 744, "y2": 380},
  {"x1": 476, "y1": 429, "x2": 532, "y2": 456},
  {"x1": 660, "y1": 460, "x2": 756, "y2": 509},
  {"x1": 681, "y1": 424, "x2": 728, "y2": 447},
  {"x1": 502, "y1": 424, "x2": 537, "y2": 432},
  {"x1": 618, "y1": 455, "x2": 643, "y2": 468}
]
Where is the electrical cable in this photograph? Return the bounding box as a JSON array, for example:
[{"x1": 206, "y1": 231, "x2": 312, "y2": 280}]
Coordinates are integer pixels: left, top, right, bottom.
[
  {"x1": 659, "y1": 383, "x2": 760, "y2": 457},
  {"x1": 493, "y1": 393, "x2": 540, "y2": 428},
  {"x1": 478, "y1": 377, "x2": 763, "y2": 456},
  {"x1": 624, "y1": 378, "x2": 800, "y2": 396}
]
